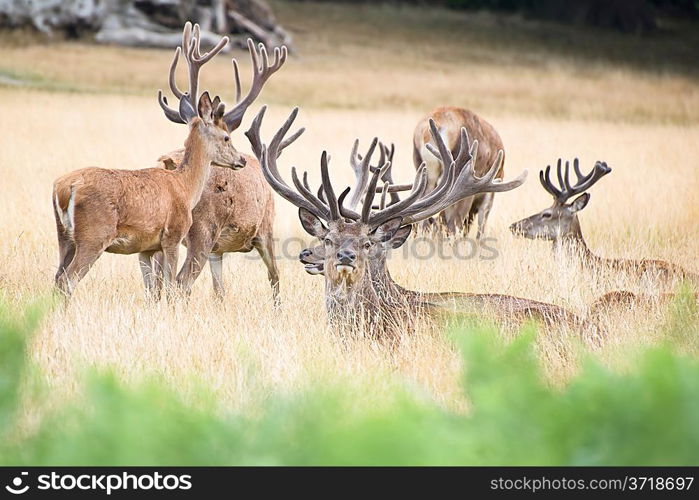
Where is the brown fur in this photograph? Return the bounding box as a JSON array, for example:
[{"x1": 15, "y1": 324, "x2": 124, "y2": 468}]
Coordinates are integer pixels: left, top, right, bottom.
[
  {"x1": 413, "y1": 106, "x2": 505, "y2": 236},
  {"x1": 587, "y1": 289, "x2": 698, "y2": 320},
  {"x1": 155, "y1": 148, "x2": 278, "y2": 301},
  {"x1": 52, "y1": 99, "x2": 244, "y2": 298}
]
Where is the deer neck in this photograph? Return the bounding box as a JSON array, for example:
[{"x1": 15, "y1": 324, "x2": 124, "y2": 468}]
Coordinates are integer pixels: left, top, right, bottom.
[
  {"x1": 553, "y1": 220, "x2": 602, "y2": 265},
  {"x1": 325, "y1": 269, "x2": 381, "y2": 326},
  {"x1": 369, "y1": 258, "x2": 417, "y2": 302},
  {"x1": 175, "y1": 128, "x2": 214, "y2": 209}
]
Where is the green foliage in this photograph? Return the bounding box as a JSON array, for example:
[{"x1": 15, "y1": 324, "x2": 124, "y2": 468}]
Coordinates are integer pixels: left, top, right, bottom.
[
  {"x1": 1, "y1": 302, "x2": 698, "y2": 465},
  {"x1": 663, "y1": 285, "x2": 699, "y2": 356},
  {"x1": 0, "y1": 300, "x2": 42, "y2": 430}
]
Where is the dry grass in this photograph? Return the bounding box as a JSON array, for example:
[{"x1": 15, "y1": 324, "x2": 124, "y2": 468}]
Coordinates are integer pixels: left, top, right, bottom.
[{"x1": 0, "y1": 2, "x2": 698, "y2": 415}]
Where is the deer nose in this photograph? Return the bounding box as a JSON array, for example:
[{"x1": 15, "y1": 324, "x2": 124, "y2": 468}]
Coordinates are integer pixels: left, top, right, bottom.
[
  {"x1": 299, "y1": 248, "x2": 312, "y2": 261},
  {"x1": 336, "y1": 249, "x2": 356, "y2": 265},
  {"x1": 236, "y1": 156, "x2": 247, "y2": 168}
]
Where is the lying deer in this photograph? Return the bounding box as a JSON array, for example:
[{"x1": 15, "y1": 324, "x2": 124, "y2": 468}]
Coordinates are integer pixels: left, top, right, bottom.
[
  {"x1": 248, "y1": 108, "x2": 595, "y2": 339},
  {"x1": 53, "y1": 23, "x2": 242, "y2": 298},
  {"x1": 155, "y1": 32, "x2": 291, "y2": 302},
  {"x1": 509, "y1": 159, "x2": 698, "y2": 285},
  {"x1": 413, "y1": 106, "x2": 505, "y2": 237}
]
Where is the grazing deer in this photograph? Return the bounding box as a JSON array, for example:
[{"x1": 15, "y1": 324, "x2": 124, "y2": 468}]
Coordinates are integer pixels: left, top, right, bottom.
[
  {"x1": 413, "y1": 106, "x2": 505, "y2": 237},
  {"x1": 509, "y1": 159, "x2": 698, "y2": 285},
  {"x1": 248, "y1": 108, "x2": 595, "y2": 339},
  {"x1": 154, "y1": 35, "x2": 291, "y2": 302},
  {"x1": 53, "y1": 23, "x2": 243, "y2": 298}
]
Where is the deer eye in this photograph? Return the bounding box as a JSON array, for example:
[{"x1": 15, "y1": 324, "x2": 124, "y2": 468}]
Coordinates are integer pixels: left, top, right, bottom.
[
  {"x1": 364, "y1": 241, "x2": 372, "y2": 250},
  {"x1": 541, "y1": 212, "x2": 552, "y2": 219},
  {"x1": 324, "y1": 238, "x2": 332, "y2": 246},
  {"x1": 224, "y1": 136, "x2": 230, "y2": 142}
]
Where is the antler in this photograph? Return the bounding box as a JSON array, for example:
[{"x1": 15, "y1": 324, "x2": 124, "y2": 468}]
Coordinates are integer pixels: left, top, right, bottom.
[
  {"x1": 158, "y1": 22, "x2": 229, "y2": 124},
  {"x1": 366, "y1": 119, "x2": 528, "y2": 228},
  {"x1": 540, "y1": 159, "x2": 612, "y2": 203},
  {"x1": 370, "y1": 143, "x2": 406, "y2": 210},
  {"x1": 348, "y1": 138, "x2": 379, "y2": 210},
  {"x1": 223, "y1": 39, "x2": 288, "y2": 131},
  {"x1": 352, "y1": 140, "x2": 413, "y2": 210},
  {"x1": 374, "y1": 143, "x2": 403, "y2": 207},
  {"x1": 245, "y1": 107, "x2": 341, "y2": 221}
]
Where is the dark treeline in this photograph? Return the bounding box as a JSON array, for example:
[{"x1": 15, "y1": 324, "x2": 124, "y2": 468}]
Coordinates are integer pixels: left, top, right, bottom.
[{"x1": 287, "y1": 0, "x2": 699, "y2": 34}]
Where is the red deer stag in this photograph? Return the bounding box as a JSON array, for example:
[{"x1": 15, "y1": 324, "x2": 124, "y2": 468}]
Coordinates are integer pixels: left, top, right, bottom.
[
  {"x1": 249, "y1": 108, "x2": 595, "y2": 339},
  {"x1": 155, "y1": 33, "x2": 291, "y2": 303},
  {"x1": 53, "y1": 23, "x2": 242, "y2": 298},
  {"x1": 509, "y1": 159, "x2": 698, "y2": 285},
  {"x1": 413, "y1": 106, "x2": 505, "y2": 237}
]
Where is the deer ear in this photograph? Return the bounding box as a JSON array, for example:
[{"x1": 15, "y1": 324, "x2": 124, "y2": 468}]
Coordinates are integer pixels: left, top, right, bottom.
[
  {"x1": 371, "y1": 217, "x2": 403, "y2": 243},
  {"x1": 388, "y1": 225, "x2": 412, "y2": 249},
  {"x1": 197, "y1": 91, "x2": 214, "y2": 122},
  {"x1": 160, "y1": 156, "x2": 178, "y2": 171},
  {"x1": 298, "y1": 208, "x2": 328, "y2": 238},
  {"x1": 213, "y1": 102, "x2": 226, "y2": 125},
  {"x1": 179, "y1": 96, "x2": 197, "y2": 123},
  {"x1": 570, "y1": 193, "x2": 590, "y2": 213}
]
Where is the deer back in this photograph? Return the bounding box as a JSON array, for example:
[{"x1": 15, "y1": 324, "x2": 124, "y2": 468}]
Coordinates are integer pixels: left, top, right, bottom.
[{"x1": 413, "y1": 106, "x2": 504, "y2": 179}]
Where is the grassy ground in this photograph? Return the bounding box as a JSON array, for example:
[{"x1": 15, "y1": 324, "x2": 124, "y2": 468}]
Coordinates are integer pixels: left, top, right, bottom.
[{"x1": 0, "y1": 1, "x2": 698, "y2": 418}]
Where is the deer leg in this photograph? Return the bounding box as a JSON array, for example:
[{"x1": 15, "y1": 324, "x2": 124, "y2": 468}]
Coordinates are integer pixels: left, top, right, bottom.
[
  {"x1": 55, "y1": 242, "x2": 105, "y2": 297},
  {"x1": 148, "y1": 251, "x2": 165, "y2": 299},
  {"x1": 417, "y1": 152, "x2": 441, "y2": 235},
  {"x1": 443, "y1": 197, "x2": 473, "y2": 236},
  {"x1": 176, "y1": 231, "x2": 217, "y2": 296},
  {"x1": 253, "y1": 234, "x2": 280, "y2": 306},
  {"x1": 475, "y1": 193, "x2": 494, "y2": 241},
  {"x1": 138, "y1": 251, "x2": 163, "y2": 300},
  {"x1": 54, "y1": 210, "x2": 76, "y2": 283},
  {"x1": 160, "y1": 244, "x2": 180, "y2": 301},
  {"x1": 55, "y1": 237, "x2": 76, "y2": 284},
  {"x1": 208, "y1": 253, "x2": 225, "y2": 299}
]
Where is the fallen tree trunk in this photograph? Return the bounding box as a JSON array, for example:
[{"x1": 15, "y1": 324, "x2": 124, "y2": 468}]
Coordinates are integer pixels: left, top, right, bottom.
[{"x1": 0, "y1": 0, "x2": 294, "y2": 51}]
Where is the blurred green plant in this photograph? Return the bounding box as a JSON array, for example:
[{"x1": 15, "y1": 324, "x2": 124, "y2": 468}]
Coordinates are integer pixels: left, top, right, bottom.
[{"x1": 1, "y1": 301, "x2": 698, "y2": 465}]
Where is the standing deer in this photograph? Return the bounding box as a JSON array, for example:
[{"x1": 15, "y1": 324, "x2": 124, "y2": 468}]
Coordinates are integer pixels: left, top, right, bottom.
[
  {"x1": 509, "y1": 159, "x2": 698, "y2": 285},
  {"x1": 248, "y1": 108, "x2": 594, "y2": 338},
  {"x1": 413, "y1": 106, "x2": 505, "y2": 237},
  {"x1": 53, "y1": 23, "x2": 243, "y2": 298},
  {"x1": 154, "y1": 33, "x2": 291, "y2": 302}
]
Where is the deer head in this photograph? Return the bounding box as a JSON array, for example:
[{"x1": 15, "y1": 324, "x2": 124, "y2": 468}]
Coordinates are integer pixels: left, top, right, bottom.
[
  {"x1": 158, "y1": 23, "x2": 288, "y2": 170},
  {"x1": 299, "y1": 141, "x2": 409, "y2": 276},
  {"x1": 246, "y1": 108, "x2": 528, "y2": 313},
  {"x1": 510, "y1": 159, "x2": 611, "y2": 241}
]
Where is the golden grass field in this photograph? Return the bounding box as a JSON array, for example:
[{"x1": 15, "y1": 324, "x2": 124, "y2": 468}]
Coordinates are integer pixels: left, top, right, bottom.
[{"x1": 1, "y1": 2, "x2": 698, "y2": 416}]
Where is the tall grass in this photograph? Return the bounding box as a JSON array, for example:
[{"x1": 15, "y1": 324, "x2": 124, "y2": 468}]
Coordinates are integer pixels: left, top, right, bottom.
[{"x1": 1, "y1": 300, "x2": 698, "y2": 465}]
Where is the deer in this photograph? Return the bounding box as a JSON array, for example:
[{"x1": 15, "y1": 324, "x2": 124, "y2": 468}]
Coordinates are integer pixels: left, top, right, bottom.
[
  {"x1": 153, "y1": 32, "x2": 292, "y2": 303},
  {"x1": 52, "y1": 23, "x2": 243, "y2": 298},
  {"x1": 247, "y1": 108, "x2": 598, "y2": 340},
  {"x1": 413, "y1": 106, "x2": 505, "y2": 238},
  {"x1": 509, "y1": 159, "x2": 699, "y2": 286}
]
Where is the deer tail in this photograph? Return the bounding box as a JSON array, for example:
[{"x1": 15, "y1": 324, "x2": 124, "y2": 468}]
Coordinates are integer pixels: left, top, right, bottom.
[{"x1": 53, "y1": 184, "x2": 78, "y2": 238}]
